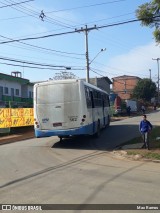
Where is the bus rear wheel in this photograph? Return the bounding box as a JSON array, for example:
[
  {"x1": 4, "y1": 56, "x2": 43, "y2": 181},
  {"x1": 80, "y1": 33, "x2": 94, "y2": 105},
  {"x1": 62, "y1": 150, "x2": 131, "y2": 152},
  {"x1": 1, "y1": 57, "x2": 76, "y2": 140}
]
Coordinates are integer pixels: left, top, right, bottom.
[
  {"x1": 94, "y1": 120, "x2": 100, "y2": 138},
  {"x1": 106, "y1": 115, "x2": 110, "y2": 127}
]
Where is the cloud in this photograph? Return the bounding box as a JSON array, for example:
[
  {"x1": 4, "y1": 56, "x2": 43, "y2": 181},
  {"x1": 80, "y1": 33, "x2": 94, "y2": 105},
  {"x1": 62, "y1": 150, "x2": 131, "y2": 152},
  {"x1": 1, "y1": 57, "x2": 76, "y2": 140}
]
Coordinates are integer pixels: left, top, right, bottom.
[{"x1": 107, "y1": 42, "x2": 160, "y2": 80}]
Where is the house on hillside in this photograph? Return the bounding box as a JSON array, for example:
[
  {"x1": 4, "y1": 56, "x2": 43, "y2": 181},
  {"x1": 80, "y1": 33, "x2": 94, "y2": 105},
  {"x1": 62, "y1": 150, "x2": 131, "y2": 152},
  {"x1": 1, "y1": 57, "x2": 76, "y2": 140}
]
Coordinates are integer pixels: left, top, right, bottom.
[
  {"x1": 112, "y1": 75, "x2": 141, "y2": 100},
  {"x1": 0, "y1": 71, "x2": 33, "y2": 107}
]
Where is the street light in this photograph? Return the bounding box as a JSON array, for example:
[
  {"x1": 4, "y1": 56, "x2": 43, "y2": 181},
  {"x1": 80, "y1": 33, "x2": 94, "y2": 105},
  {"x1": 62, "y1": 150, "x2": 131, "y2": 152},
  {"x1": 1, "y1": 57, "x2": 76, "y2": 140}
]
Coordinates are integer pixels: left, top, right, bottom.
[
  {"x1": 86, "y1": 48, "x2": 106, "y2": 83},
  {"x1": 89, "y1": 48, "x2": 106, "y2": 65}
]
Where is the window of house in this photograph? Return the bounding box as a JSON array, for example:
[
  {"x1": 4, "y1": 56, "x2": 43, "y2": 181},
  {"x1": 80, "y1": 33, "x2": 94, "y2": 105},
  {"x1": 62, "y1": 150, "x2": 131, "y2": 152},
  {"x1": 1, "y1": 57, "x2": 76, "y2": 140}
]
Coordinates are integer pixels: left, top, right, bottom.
[
  {"x1": 29, "y1": 91, "x2": 32, "y2": 98},
  {"x1": 0, "y1": 86, "x2": 3, "y2": 95},
  {"x1": 4, "y1": 87, "x2": 8, "y2": 94},
  {"x1": 15, "y1": 89, "x2": 19, "y2": 96}
]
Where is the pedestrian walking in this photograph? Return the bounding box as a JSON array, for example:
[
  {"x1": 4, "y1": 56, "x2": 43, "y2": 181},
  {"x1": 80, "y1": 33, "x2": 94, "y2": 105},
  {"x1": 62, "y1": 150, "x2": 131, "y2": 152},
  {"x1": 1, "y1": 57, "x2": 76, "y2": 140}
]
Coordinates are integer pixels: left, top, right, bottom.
[
  {"x1": 139, "y1": 114, "x2": 153, "y2": 150},
  {"x1": 141, "y1": 105, "x2": 145, "y2": 114},
  {"x1": 126, "y1": 106, "x2": 131, "y2": 116}
]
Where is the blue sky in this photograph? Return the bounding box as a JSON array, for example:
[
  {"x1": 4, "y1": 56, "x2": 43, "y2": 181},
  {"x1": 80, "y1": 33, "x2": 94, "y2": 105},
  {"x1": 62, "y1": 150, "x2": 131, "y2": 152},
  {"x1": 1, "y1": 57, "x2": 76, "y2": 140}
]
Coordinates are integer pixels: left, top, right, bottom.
[{"x1": 0, "y1": 0, "x2": 159, "y2": 83}]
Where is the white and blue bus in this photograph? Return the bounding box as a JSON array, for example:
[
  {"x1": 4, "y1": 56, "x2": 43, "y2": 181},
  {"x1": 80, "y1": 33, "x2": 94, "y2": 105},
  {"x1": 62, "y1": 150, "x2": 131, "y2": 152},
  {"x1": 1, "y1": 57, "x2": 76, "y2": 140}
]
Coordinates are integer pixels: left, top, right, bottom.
[{"x1": 34, "y1": 79, "x2": 110, "y2": 139}]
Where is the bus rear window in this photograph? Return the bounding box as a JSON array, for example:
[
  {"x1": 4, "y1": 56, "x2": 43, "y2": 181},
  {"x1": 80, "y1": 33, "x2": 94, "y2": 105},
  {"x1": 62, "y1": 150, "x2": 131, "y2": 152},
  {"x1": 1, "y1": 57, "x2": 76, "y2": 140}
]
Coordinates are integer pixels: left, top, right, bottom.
[{"x1": 36, "y1": 83, "x2": 79, "y2": 104}]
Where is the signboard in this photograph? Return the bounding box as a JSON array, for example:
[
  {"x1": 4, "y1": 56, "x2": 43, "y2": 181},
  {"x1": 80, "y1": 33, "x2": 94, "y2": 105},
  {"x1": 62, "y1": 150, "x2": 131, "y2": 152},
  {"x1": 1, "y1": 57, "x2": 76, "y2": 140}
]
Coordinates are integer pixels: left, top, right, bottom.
[{"x1": 0, "y1": 108, "x2": 34, "y2": 128}]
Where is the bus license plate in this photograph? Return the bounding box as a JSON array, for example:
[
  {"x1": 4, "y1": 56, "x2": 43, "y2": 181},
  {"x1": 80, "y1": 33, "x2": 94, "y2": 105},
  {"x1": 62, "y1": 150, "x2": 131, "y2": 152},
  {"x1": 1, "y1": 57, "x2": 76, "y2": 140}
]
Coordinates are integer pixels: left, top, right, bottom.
[{"x1": 53, "y1": 123, "x2": 62, "y2": 127}]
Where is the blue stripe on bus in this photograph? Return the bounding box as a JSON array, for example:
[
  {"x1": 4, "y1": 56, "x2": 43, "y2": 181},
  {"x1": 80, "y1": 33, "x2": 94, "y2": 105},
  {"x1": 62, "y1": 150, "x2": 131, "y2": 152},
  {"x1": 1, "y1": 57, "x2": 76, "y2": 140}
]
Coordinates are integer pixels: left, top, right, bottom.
[{"x1": 35, "y1": 122, "x2": 95, "y2": 138}]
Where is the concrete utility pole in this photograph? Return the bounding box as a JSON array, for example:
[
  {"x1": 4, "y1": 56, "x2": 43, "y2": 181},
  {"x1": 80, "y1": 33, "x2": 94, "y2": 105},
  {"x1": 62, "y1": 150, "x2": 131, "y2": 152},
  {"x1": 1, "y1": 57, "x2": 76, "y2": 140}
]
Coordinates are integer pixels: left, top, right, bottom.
[
  {"x1": 75, "y1": 25, "x2": 97, "y2": 83},
  {"x1": 85, "y1": 26, "x2": 90, "y2": 83},
  {"x1": 152, "y1": 58, "x2": 160, "y2": 103},
  {"x1": 152, "y1": 58, "x2": 160, "y2": 102}
]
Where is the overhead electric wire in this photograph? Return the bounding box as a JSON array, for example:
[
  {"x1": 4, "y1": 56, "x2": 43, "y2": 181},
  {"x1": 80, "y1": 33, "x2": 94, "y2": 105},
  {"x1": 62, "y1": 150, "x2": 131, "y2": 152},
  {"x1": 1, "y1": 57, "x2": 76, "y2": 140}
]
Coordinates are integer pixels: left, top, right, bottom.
[
  {"x1": 47, "y1": 0, "x2": 127, "y2": 13},
  {"x1": 5, "y1": 0, "x2": 75, "y2": 29},
  {"x1": 0, "y1": 61, "x2": 85, "y2": 70},
  {"x1": 0, "y1": 34, "x2": 84, "y2": 56},
  {"x1": 0, "y1": 0, "x2": 33, "y2": 8},
  {"x1": 0, "y1": 56, "x2": 86, "y2": 73},
  {"x1": 91, "y1": 65, "x2": 149, "y2": 79},
  {"x1": 90, "y1": 67, "x2": 146, "y2": 87},
  {"x1": 0, "y1": 56, "x2": 84, "y2": 68},
  {"x1": 1, "y1": 15, "x2": 159, "y2": 45},
  {"x1": 0, "y1": 34, "x2": 85, "y2": 61},
  {"x1": 0, "y1": 61, "x2": 68, "y2": 70}
]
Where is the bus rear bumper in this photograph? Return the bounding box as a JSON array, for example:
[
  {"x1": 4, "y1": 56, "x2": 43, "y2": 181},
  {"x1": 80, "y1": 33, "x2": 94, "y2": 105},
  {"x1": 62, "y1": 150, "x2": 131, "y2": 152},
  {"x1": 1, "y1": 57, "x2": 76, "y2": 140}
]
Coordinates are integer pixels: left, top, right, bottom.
[{"x1": 35, "y1": 123, "x2": 94, "y2": 138}]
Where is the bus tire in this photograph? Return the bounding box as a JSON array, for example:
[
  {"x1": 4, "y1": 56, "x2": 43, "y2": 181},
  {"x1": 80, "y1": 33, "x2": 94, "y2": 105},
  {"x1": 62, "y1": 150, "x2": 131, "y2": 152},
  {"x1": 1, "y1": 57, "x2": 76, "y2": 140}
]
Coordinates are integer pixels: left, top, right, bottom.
[
  {"x1": 106, "y1": 115, "x2": 110, "y2": 127},
  {"x1": 95, "y1": 120, "x2": 100, "y2": 138},
  {"x1": 58, "y1": 136, "x2": 63, "y2": 142}
]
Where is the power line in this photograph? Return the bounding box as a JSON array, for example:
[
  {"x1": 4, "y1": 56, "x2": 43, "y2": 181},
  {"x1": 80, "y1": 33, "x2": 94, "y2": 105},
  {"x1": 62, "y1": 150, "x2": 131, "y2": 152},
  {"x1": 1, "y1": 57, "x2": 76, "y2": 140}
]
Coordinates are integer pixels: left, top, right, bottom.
[
  {"x1": 0, "y1": 61, "x2": 85, "y2": 71},
  {"x1": 0, "y1": 0, "x2": 34, "y2": 8},
  {"x1": 5, "y1": 0, "x2": 75, "y2": 28},
  {"x1": 1, "y1": 15, "x2": 159, "y2": 45},
  {"x1": 0, "y1": 30, "x2": 76, "y2": 44},
  {"x1": 47, "y1": 0, "x2": 127, "y2": 13},
  {"x1": 0, "y1": 56, "x2": 78, "y2": 68},
  {"x1": 0, "y1": 56, "x2": 86, "y2": 71},
  {"x1": 90, "y1": 67, "x2": 142, "y2": 88},
  {"x1": 0, "y1": 34, "x2": 84, "y2": 56}
]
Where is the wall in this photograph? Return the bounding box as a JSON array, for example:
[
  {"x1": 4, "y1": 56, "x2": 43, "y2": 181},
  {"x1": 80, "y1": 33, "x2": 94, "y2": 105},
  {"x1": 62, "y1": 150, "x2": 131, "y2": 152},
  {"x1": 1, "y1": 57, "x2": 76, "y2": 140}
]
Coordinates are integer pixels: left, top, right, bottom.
[
  {"x1": 0, "y1": 80, "x2": 22, "y2": 97},
  {"x1": 112, "y1": 76, "x2": 140, "y2": 100}
]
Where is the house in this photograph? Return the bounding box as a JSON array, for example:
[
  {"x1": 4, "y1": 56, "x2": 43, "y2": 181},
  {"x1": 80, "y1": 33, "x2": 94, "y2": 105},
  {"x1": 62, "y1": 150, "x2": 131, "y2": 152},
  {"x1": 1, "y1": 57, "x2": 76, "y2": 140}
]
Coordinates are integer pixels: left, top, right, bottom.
[
  {"x1": 112, "y1": 75, "x2": 141, "y2": 100},
  {"x1": 0, "y1": 72, "x2": 33, "y2": 107}
]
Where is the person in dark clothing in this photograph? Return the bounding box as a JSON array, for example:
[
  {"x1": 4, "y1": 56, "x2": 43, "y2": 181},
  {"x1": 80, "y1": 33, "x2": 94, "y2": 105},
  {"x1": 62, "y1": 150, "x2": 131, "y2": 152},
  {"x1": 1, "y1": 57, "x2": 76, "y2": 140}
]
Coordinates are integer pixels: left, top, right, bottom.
[
  {"x1": 126, "y1": 106, "x2": 131, "y2": 116},
  {"x1": 141, "y1": 105, "x2": 145, "y2": 114},
  {"x1": 139, "y1": 114, "x2": 153, "y2": 150}
]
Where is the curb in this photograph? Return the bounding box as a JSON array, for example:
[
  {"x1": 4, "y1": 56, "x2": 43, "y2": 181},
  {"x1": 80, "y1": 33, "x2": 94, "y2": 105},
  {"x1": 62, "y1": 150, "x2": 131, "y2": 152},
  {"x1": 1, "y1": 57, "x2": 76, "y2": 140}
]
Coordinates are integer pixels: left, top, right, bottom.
[{"x1": 114, "y1": 143, "x2": 160, "y2": 163}]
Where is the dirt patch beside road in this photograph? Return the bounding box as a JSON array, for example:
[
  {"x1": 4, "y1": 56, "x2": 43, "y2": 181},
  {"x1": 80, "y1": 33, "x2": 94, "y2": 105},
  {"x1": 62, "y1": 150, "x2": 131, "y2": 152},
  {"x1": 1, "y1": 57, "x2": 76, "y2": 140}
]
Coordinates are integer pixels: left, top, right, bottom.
[{"x1": 0, "y1": 127, "x2": 35, "y2": 145}]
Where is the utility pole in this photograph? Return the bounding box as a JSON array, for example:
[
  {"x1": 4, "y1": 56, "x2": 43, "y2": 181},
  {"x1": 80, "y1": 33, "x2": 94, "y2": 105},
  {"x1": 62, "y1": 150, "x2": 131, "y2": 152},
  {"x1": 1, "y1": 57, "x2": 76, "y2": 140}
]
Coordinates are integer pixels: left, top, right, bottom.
[
  {"x1": 152, "y1": 58, "x2": 160, "y2": 103},
  {"x1": 75, "y1": 25, "x2": 97, "y2": 83},
  {"x1": 85, "y1": 26, "x2": 90, "y2": 83}
]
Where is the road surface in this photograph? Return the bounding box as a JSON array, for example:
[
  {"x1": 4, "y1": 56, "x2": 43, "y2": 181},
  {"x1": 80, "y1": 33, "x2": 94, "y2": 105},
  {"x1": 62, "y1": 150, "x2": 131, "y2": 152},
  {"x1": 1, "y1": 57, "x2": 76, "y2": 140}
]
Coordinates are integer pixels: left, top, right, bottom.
[{"x1": 0, "y1": 111, "x2": 160, "y2": 212}]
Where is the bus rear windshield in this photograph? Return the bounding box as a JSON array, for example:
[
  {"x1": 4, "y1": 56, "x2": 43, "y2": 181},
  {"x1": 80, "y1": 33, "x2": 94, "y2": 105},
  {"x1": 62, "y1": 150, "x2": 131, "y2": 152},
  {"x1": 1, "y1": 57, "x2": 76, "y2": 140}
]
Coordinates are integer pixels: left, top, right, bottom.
[{"x1": 36, "y1": 83, "x2": 80, "y2": 104}]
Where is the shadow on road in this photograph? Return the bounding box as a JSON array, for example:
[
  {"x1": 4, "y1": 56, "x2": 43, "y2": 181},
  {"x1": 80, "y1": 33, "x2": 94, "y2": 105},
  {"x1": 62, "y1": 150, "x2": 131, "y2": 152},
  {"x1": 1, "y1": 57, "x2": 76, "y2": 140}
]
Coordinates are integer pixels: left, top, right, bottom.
[{"x1": 52, "y1": 123, "x2": 140, "y2": 151}]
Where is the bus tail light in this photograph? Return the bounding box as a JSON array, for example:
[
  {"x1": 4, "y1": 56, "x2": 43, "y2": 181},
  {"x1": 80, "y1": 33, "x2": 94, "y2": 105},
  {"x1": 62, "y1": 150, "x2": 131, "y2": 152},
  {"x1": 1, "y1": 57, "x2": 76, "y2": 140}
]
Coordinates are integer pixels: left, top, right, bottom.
[
  {"x1": 35, "y1": 119, "x2": 39, "y2": 128},
  {"x1": 81, "y1": 115, "x2": 86, "y2": 123}
]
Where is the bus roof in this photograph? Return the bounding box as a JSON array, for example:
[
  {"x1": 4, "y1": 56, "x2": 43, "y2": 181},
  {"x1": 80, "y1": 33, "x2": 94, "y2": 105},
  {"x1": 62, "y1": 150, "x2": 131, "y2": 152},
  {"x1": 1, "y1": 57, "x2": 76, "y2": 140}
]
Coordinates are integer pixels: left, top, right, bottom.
[{"x1": 34, "y1": 79, "x2": 108, "y2": 94}]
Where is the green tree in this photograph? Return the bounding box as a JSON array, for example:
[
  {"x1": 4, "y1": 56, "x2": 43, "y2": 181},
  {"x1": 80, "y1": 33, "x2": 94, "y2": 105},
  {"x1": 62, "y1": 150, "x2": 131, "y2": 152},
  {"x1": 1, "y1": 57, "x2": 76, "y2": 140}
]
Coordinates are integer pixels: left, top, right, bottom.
[
  {"x1": 132, "y1": 78, "x2": 157, "y2": 101},
  {"x1": 136, "y1": 0, "x2": 160, "y2": 43}
]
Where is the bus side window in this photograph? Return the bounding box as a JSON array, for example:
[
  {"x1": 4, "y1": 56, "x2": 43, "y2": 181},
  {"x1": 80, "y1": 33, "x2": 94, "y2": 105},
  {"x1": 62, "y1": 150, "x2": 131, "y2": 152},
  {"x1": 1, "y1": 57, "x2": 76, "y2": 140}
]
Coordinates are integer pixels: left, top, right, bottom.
[
  {"x1": 107, "y1": 95, "x2": 110, "y2": 107},
  {"x1": 90, "y1": 91, "x2": 95, "y2": 108},
  {"x1": 103, "y1": 94, "x2": 108, "y2": 107},
  {"x1": 85, "y1": 86, "x2": 92, "y2": 108},
  {"x1": 93, "y1": 90, "x2": 98, "y2": 107}
]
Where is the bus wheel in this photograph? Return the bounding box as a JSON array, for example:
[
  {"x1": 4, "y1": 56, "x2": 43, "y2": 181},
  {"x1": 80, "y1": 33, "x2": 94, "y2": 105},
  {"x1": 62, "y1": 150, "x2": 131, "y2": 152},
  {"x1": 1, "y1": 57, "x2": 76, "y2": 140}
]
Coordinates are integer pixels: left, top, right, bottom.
[
  {"x1": 106, "y1": 116, "x2": 110, "y2": 127},
  {"x1": 58, "y1": 136, "x2": 63, "y2": 142},
  {"x1": 95, "y1": 120, "x2": 100, "y2": 138}
]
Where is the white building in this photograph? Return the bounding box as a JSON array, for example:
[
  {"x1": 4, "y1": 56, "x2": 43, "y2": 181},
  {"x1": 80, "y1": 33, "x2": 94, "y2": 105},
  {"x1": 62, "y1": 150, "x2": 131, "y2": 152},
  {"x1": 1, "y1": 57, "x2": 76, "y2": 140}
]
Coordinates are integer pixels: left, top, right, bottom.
[{"x1": 0, "y1": 71, "x2": 33, "y2": 107}]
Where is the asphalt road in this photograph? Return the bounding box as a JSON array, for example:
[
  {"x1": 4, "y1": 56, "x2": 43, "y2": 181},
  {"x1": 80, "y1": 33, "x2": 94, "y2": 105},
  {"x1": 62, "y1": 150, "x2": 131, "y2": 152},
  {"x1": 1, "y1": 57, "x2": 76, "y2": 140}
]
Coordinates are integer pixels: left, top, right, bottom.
[{"x1": 0, "y1": 111, "x2": 160, "y2": 212}]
